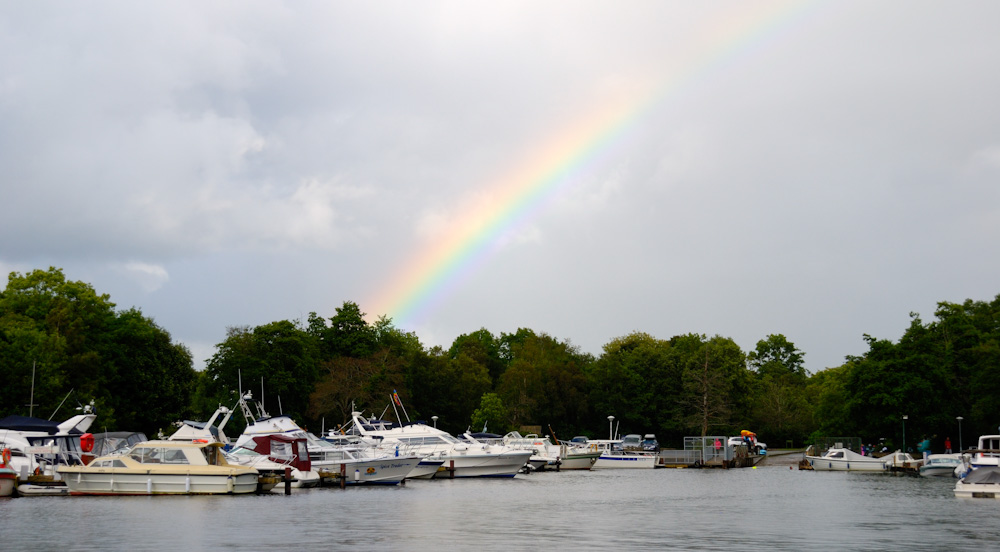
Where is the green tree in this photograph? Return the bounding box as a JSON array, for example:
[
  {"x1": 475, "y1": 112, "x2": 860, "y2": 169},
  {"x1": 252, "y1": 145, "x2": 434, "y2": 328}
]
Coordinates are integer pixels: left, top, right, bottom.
[
  {"x1": 471, "y1": 392, "x2": 509, "y2": 434},
  {"x1": 587, "y1": 332, "x2": 675, "y2": 441},
  {"x1": 747, "y1": 334, "x2": 811, "y2": 445},
  {"x1": 205, "y1": 320, "x2": 319, "y2": 430},
  {"x1": 450, "y1": 328, "x2": 505, "y2": 386}
]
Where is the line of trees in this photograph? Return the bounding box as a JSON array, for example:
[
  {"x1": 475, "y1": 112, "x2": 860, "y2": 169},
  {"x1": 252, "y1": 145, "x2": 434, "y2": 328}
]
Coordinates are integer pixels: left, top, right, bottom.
[{"x1": 2, "y1": 267, "x2": 998, "y2": 453}]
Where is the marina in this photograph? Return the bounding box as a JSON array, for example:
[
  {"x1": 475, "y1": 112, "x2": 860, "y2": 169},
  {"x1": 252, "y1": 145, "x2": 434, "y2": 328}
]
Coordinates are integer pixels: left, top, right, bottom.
[{"x1": 0, "y1": 458, "x2": 994, "y2": 551}]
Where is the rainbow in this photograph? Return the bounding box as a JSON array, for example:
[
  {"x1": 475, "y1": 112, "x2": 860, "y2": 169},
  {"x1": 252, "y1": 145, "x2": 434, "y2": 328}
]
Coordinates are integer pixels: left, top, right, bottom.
[{"x1": 368, "y1": 0, "x2": 821, "y2": 328}]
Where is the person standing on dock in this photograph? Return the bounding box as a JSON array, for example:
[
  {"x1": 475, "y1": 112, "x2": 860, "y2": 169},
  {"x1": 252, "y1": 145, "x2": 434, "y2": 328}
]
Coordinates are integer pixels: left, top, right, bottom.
[{"x1": 945, "y1": 437, "x2": 952, "y2": 454}]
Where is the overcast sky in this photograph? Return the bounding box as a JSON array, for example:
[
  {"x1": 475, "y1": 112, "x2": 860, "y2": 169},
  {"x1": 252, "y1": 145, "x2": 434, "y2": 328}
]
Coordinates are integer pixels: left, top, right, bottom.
[{"x1": 2, "y1": 1, "x2": 998, "y2": 373}]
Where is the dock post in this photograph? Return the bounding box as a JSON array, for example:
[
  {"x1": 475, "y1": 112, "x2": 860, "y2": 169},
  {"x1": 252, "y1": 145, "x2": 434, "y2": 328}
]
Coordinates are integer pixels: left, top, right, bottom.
[
  {"x1": 284, "y1": 467, "x2": 291, "y2": 495},
  {"x1": 450, "y1": 460, "x2": 455, "y2": 479},
  {"x1": 340, "y1": 463, "x2": 346, "y2": 489}
]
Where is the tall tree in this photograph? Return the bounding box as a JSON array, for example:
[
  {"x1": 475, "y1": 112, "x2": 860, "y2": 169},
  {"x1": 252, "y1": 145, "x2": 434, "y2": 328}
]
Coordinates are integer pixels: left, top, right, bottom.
[{"x1": 747, "y1": 334, "x2": 811, "y2": 445}]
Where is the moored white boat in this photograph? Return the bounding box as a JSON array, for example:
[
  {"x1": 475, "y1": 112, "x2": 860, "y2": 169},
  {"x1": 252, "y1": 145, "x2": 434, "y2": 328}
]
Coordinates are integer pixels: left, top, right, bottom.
[
  {"x1": 593, "y1": 449, "x2": 659, "y2": 469},
  {"x1": 805, "y1": 448, "x2": 889, "y2": 471},
  {"x1": 58, "y1": 440, "x2": 259, "y2": 495},
  {"x1": 919, "y1": 453, "x2": 963, "y2": 478},
  {"x1": 498, "y1": 432, "x2": 601, "y2": 471},
  {"x1": 954, "y1": 466, "x2": 1000, "y2": 499}
]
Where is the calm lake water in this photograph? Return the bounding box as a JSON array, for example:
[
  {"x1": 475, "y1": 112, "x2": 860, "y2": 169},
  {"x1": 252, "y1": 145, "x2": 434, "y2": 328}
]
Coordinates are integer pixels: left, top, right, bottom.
[{"x1": 2, "y1": 459, "x2": 998, "y2": 551}]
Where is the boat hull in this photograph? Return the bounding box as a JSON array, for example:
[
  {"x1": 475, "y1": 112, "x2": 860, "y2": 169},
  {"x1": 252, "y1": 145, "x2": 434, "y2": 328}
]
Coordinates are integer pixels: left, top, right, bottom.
[
  {"x1": 61, "y1": 470, "x2": 259, "y2": 495},
  {"x1": 0, "y1": 471, "x2": 15, "y2": 497},
  {"x1": 433, "y1": 452, "x2": 532, "y2": 478},
  {"x1": 315, "y1": 457, "x2": 420, "y2": 485},
  {"x1": 593, "y1": 452, "x2": 658, "y2": 469},
  {"x1": 805, "y1": 456, "x2": 887, "y2": 472},
  {"x1": 556, "y1": 452, "x2": 601, "y2": 470},
  {"x1": 954, "y1": 482, "x2": 1000, "y2": 499},
  {"x1": 407, "y1": 459, "x2": 444, "y2": 479}
]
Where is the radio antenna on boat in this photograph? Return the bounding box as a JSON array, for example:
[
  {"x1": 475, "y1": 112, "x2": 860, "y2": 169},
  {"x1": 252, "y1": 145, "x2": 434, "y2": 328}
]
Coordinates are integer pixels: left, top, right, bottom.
[
  {"x1": 49, "y1": 388, "x2": 74, "y2": 420},
  {"x1": 27, "y1": 360, "x2": 38, "y2": 417}
]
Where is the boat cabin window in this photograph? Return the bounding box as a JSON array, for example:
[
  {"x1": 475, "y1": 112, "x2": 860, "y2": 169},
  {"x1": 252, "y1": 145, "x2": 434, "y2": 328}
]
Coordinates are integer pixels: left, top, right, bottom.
[
  {"x1": 130, "y1": 447, "x2": 191, "y2": 465},
  {"x1": 271, "y1": 442, "x2": 292, "y2": 458},
  {"x1": 396, "y1": 435, "x2": 456, "y2": 446},
  {"x1": 94, "y1": 459, "x2": 128, "y2": 468},
  {"x1": 161, "y1": 448, "x2": 190, "y2": 464},
  {"x1": 828, "y1": 451, "x2": 844, "y2": 458}
]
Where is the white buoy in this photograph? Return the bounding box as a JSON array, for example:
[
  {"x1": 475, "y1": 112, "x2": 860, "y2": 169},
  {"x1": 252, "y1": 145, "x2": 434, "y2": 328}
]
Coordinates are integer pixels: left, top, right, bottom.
[
  {"x1": 185, "y1": 476, "x2": 191, "y2": 492},
  {"x1": 355, "y1": 469, "x2": 360, "y2": 482},
  {"x1": 146, "y1": 478, "x2": 152, "y2": 494}
]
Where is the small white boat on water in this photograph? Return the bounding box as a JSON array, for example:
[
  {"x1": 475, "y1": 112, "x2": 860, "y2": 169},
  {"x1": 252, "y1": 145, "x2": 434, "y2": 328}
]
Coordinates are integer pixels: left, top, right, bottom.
[
  {"x1": 805, "y1": 448, "x2": 889, "y2": 471},
  {"x1": 593, "y1": 449, "x2": 659, "y2": 469},
  {"x1": 58, "y1": 440, "x2": 260, "y2": 495},
  {"x1": 954, "y1": 466, "x2": 1000, "y2": 499},
  {"x1": 919, "y1": 453, "x2": 963, "y2": 478}
]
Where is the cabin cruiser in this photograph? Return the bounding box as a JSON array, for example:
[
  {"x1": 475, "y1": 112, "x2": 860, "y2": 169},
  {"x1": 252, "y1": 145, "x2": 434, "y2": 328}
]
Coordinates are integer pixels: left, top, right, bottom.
[
  {"x1": 569, "y1": 438, "x2": 658, "y2": 469},
  {"x1": 0, "y1": 407, "x2": 97, "y2": 495},
  {"x1": 805, "y1": 448, "x2": 921, "y2": 471},
  {"x1": 348, "y1": 411, "x2": 532, "y2": 478},
  {"x1": 58, "y1": 440, "x2": 260, "y2": 495},
  {"x1": 232, "y1": 393, "x2": 422, "y2": 485}
]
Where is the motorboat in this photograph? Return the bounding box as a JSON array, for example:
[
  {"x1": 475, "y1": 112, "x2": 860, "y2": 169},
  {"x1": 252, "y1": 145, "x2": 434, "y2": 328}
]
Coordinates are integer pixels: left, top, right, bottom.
[
  {"x1": 226, "y1": 433, "x2": 320, "y2": 489},
  {"x1": 0, "y1": 407, "x2": 97, "y2": 495},
  {"x1": 499, "y1": 432, "x2": 600, "y2": 470},
  {"x1": 232, "y1": 393, "x2": 422, "y2": 485},
  {"x1": 919, "y1": 453, "x2": 963, "y2": 478},
  {"x1": 805, "y1": 448, "x2": 889, "y2": 471},
  {"x1": 593, "y1": 448, "x2": 659, "y2": 469},
  {"x1": 880, "y1": 450, "x2": 923, "y2": 470},
  {"x1": 58, "y1": 440, "x2": 259, "y2": 495},
  {"x1": 954, "y1": 466, "x2": 1000, "y2": 499},
  {"x1": 348, "y1": 411, "x2": 532, "y2": 478}
]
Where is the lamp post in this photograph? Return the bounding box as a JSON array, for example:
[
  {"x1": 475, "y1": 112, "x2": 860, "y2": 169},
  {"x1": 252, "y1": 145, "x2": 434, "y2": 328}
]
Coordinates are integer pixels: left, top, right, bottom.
[
  {"x1": 956, "y1": 416, "x2": 963, "y2": 451},
  {"x1": 902, "y1": 415, "x2": 908, "y2": 452},
  {"x1": 431, "y1": 416, "x2": 438, "y2": 429},
  {"x1": 608, "y1": 415, "x2": 615, "y2": 440}
]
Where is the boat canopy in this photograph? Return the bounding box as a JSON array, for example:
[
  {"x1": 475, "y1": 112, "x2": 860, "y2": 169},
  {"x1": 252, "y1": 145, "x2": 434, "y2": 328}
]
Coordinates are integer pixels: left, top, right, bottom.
[
  {"x1": 964, "y1": 467, "x2": 1000, "y2": 484},
  {"x1": 0, "y1": 415, "x2": 65, "y2": 434}
]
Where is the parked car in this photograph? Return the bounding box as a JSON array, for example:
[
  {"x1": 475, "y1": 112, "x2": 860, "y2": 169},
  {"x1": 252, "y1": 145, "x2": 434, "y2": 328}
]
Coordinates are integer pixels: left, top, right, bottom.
[
  {"x1": 641, "y1": 434, "x2": 660, "y2": 452},
  {"x1": 622, "y1": 434, "x2": 643, "y2": 451},
  {"x1": 728, "y1": 435, "x2": 767, "y2": 455}
]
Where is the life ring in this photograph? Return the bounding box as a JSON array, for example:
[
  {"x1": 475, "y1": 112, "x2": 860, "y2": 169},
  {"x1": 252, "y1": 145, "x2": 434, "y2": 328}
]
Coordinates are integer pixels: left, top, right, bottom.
[{"x1": 1, "y1": 448, "x2": 10, "y2": 465}]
